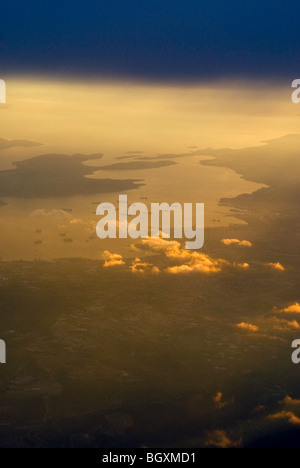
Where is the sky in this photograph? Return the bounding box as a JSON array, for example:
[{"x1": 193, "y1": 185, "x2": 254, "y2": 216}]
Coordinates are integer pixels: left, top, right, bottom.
[{"x1": 1, "y1": 1, "x2": 300, "y2": 81}]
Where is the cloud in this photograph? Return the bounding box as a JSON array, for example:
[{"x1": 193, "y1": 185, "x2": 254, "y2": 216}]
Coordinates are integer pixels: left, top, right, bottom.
[
  {"x1": 30, "y1": 209, "x2": 71, "y2": 218},
  {"x1": 213, "y1": 392, "x2": 228, "y2": 409},
  {"x1": 279, "y1": 303, "x2": 300, "y2": 314},
  {"x1": 273, "y1": 318, "x2": 300, "y2": 331},
  {"x1": 234, "y1": 262, "x2": 249, "y2": 269},
  {"x1": 69, "y1": 218, "x2": 84, "y2": 225},
  {"x1": 236, "y1": 322, "x2": 259, "y2": 332},
  {"x1": 166, "y1": 261, "x2": 222, "y2": 274},
  {"x1": 101, "y1": 237, "x2": 251, "y2": 275},
  {"x1": 139, "y1": 237, "x2": 183, "y2": 255},
  {"x1": 285, "y1": 320, "x2": 300, "y2": 329},
  {"x1": 129, "y1": 243, "x2": 141, "y2": 252},
  {"x1": 103, "y1": 251, "x2": 125, "y2": 267},
  {"x1": 268, "y1": 395, "x2": 300, "y2": 425},
  {"x1": 130, "y1": 258, "x2": 160, "y2": 274},
  {"x1": 132, "y1": 237, "x2": 253, "y2": 275},
  {"x1": 251, "y1": 405, "x2": 266, "y2": 415},
  {"x1": 0, "y1": 137, "x2": 41, "y2": 150},
  {"x1": 102, "y1": 238, "x2": 228, "y2": 274},
  {"x1": 221, "y1": 238, "x2": 252, "y2": 247},
  {"x1": 280, "y1": 396, "x2": 300, "y2": 407},
  {"x1": 268, "y1": 411, "x2": 300, "y2": 425},
  {"x1": 205, "y1": 430, "x2": 241, "y2": 448},
  {"x1": 140, "y1": 237, "x2": 228, "y2": 274},
  {"x1": 268, "y1": 262, "x2": 285, "y2": 271}
]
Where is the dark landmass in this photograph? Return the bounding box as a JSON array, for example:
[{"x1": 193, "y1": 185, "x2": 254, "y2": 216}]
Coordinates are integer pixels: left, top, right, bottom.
[
  {"x1": 123, "y1": 136, "x2": 300, "y2": 174},
  {"x1": 97, "y1": 161, "x2": 176, "y2": 171},
  {"x1": 1, "y1": 134, "x2": 300, "y2": 447},
  {"x1": 200, "y1": 135, "x2": 300, "y2": 185},
  {"x1": 115, "y1": 152, "x2": 145, "y2": 160},
  {"x1": 0, "y1": 153, "x2": 143, "y2": 198},
  {"x1": 0, "y1": 232, "x2": 299, "y2": 448},
  {"x1": 115, "y1": 150, "x2": 205, "y2": 161},
  {"x1": 198, "y1": 134, "x2": 300, "y2": 266},
  {"x1": 130, "y1": 152, "x2": 200, "y2": 161},
  {"x1": 136, "y1": 151, "x2": 198, "y2": 161},
  {"x1": 115, "y1": 156, "x2": 134, "y2": 160},
  {"x1": 200, "y1": 134, "x2": 300, "y2": 213}
]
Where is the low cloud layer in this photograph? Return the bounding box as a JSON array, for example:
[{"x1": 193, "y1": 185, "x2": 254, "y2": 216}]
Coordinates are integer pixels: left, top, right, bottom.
[{"x1": 102, "y1": 237, "x2": 254, "y2": 275}]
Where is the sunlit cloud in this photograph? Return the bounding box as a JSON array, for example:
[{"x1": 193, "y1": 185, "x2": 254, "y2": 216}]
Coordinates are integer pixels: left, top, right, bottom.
[
  {"x1": 280, "y1": 396, "x2": 300, "y2": 407},
  {"x1": 84, "y1": 221, "x2": 97, "y2": 234},
  {"x1": 166, "y1": 260, "x2": 223, "y2": 274},
  {"x1": 234, "y1": 262, "x2": 249, "y2": 269},
  {"x1": 213, "y1": 392, "x2": 228, "y2": 409},
  {"x1": 268, "y1": 262, "x2": 285, "y2": 271},
  {"x1": 103, "y1": 250, "x2": 125, "y2": 267},
  {"x1": 236, "y1": 322, "x2": 259, "y2": 332},
  {"x1": 268, "y1": 411, "x2": 300, "y2": 425},
  {"x1": 205, "y1": 430, "x2": 241, "y2": 448},
  {"x1": 129, "y1": 243, "x2": 141, "y2": 252},
  {"x1": 251, "y1": 405, "x2": 266, "y2": 415},
  {"x1": 130, "y1": 258, "x2": 160, "y2": 274},
  {"x1": 221, "y1": 238, "x2": 252, "y2": 247},
  {"x1": 102, "y1": 237, "x2": 252, "y2": 275},
  {"x1": 273, "y1": 318, "x2": 300, "y2": 330},
  {"x1": 70, "y1": 218, "x2": 84, "y2": 225},
  {"x1": 140, "y1": 237, "x2": 228, "y2": 274},
  {"x1": 131, "y1": 237, "x2": 254, "y2": 274},
  {"x1": 140, "y1": 237, "x2": 182, "y2": 256},
  {"x1": 279, "y1": 303, "x2": 300, "y2": 314}
]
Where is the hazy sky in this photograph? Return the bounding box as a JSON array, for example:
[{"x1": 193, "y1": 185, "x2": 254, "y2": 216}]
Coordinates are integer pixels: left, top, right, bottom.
[
  {"x1": 1, "y1": 79, "x2": 298, "y2": 157},
  {"x1": 0, "y1": 78, "x2": 297, "y2": 260}
]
